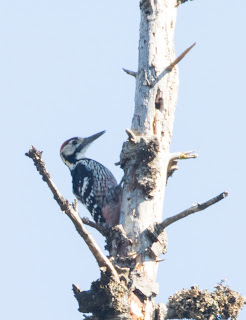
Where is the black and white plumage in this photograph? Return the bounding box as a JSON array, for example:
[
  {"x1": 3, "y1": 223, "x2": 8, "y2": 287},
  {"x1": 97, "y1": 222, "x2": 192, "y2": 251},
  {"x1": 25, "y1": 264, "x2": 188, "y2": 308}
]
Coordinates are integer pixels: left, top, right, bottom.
[{"x1": 60, "y1": 131, "x2": 121, "y2": 225}]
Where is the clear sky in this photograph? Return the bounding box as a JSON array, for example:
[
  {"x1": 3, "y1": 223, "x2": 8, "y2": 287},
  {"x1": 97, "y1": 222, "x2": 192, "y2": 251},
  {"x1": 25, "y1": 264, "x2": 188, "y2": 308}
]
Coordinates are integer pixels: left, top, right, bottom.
[{"x1": 1, "y1": 1, "x2": 245, "y2": 319}]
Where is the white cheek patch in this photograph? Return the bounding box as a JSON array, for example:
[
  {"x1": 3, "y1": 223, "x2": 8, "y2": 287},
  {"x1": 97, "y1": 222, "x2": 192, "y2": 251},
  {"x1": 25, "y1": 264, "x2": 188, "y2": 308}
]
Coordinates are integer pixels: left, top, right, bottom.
[
  {"x1": 75, "y1": 149, "x2": 86, "y2": 160},
  {"x1": 64, "y1": 144, "x2": 75, "y2": 156}
]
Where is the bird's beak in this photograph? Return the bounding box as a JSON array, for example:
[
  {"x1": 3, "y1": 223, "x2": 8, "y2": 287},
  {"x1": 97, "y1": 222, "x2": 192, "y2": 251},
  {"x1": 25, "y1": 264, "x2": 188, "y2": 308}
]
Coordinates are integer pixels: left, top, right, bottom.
[{"x1": 84, "y1": 130, "x2": 106, "y2": 147}]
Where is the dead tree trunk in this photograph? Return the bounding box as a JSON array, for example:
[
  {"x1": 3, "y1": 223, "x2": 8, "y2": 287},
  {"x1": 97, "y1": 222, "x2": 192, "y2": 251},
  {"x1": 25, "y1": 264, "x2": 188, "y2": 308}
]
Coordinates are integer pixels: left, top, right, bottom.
[
  {"x1": 119, "y1": 0, "x2": 179, "y2": 317},
  {"x1": 26, "y1": 0, "x2": 245, "y2": 319}
]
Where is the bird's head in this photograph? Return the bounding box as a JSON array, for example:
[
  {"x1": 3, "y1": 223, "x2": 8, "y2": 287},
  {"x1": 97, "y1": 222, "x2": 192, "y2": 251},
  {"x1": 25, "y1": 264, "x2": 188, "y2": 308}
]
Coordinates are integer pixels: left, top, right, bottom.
[{"x1": 60, "y1": 130, "x2": 106, "y2": 169}]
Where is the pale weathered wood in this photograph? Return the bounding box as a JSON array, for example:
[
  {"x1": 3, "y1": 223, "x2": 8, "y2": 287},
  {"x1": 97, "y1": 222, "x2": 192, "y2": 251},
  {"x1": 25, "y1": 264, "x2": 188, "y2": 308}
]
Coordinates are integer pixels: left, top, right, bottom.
[{"x1": 120, "y1": 0, "x2": 179, "y2": 318}]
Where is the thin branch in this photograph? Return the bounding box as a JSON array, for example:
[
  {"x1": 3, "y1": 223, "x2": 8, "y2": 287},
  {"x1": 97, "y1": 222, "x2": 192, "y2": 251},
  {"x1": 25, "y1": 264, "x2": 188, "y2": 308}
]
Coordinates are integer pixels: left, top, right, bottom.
[
  {"x1": 122, "y1": 68, "x2": 137, "y2": 78},
  {"x1": 25, "y1": 146, "x2": 119, "y2": 281},
  {"x1": 169, "y1": 151, "x2": 198, "y2": 161},
  {"x1": 161, "y1": 191, "x2": 229, "y2": 229},
  {"x1": 147, "y1": 192, "x2": 229, "y2": 255},
  {"x1": 82, "y1": 217, "x2": 109, "y2": 236},
  {"x1": 166, "y1": 42, "x2": 196, "y2": 72},
  {"x1": 150, "y1": 43, "x2": 196, "y2": 87}
]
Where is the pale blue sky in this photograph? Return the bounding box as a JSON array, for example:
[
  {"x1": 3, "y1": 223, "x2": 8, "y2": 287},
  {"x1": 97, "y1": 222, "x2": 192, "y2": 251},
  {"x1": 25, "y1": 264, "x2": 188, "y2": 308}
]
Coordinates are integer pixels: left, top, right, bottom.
[{"x1": 1, "y1": 1, "x2": 245, "y2": 319}]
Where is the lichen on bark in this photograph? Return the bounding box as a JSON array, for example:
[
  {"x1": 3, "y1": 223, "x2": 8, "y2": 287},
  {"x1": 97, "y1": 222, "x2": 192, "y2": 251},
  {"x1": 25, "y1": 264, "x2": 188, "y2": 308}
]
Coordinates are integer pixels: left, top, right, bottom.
[
  {"x1": 168, "y1": 284, "x2": 245, "y2": 320},
  {"x1": 120, "y1": 135, "x2": 160, "y2": 196},
  {"x1": 74, "y1": 275, "x2": 131, "y2": 319}
]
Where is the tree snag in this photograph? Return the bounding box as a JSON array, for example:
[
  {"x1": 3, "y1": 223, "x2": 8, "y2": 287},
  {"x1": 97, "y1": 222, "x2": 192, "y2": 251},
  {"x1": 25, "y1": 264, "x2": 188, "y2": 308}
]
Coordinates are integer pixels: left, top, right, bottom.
[{"x1": 26, "y1": 0, "x2": 245, "y2": 319}]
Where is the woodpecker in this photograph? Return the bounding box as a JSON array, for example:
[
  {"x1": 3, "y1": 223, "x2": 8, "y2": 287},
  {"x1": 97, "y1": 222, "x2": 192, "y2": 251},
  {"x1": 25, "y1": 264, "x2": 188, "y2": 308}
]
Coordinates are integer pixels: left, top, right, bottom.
[{"x1": 60, "y1": 130, "x2": 121, "y2": 226}]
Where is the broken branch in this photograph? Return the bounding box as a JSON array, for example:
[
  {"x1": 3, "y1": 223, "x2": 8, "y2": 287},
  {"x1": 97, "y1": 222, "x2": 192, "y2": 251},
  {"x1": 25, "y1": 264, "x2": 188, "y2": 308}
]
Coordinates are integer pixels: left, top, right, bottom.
[
  {"x1": 146, "y1": 192, "x2": 229, "y2": 258},
  {"x1": 122, "y1": 68, "x2": 137, "y2": 78},
  {"x1": 146, "y1": 191, "x2": 228, "y2": 256},
  {"x1": 167, "y1": 151, "x2": 198, "y2": 180},
  {"x1": 150, "y1": 43, "x2": 196, "y2": 87},
  {"x1": 167, "y1": 42, "x2": 196, "y2": 71},
  {"x1": 125, "y1": 128, "x2": 137, "y2": 142},
  {"x1": 25, "y1": 146, "x2": 119, "y2": 281},
  {"x1": 161, "y1": 191, "x2": 229, "y2": 229},
  {"x1": 169, "y1": 151, "x2": 198, "y2": 161}
]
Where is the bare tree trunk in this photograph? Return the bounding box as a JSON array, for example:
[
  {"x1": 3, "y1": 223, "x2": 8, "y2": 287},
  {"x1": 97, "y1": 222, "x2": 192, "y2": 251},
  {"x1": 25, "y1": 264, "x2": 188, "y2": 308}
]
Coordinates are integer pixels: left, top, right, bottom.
[{"x1": 119, "y1": 0, "x2": 178, "y2": 318}]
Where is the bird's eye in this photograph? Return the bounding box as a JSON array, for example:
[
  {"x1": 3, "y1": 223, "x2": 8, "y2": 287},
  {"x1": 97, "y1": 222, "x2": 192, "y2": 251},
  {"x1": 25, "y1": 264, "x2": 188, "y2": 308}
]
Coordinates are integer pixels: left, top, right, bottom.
[{"x1": 72, "y1": 140, "x2": 78, "y2": 146}]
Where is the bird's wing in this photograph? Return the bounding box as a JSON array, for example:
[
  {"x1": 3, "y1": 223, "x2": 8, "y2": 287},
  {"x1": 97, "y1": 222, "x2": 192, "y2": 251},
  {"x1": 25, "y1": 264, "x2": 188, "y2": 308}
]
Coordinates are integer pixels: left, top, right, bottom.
[
  {"x1": 72, "y1": 158, "x2": 117, "y2": 208},
  {"x1": 82, "y1": 159, "x2": 117, "y2": 206}
]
